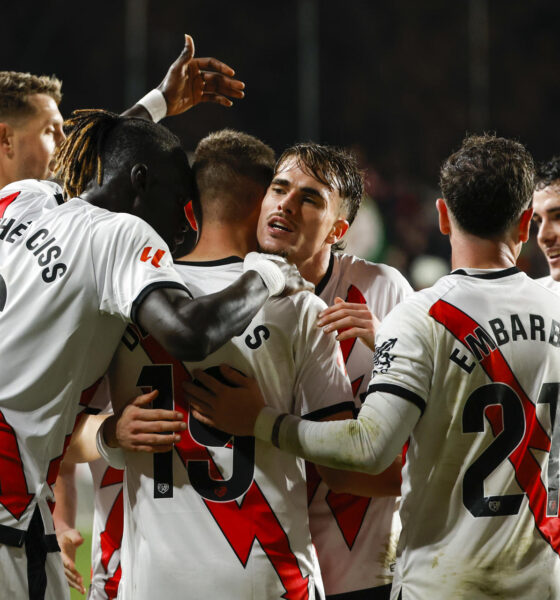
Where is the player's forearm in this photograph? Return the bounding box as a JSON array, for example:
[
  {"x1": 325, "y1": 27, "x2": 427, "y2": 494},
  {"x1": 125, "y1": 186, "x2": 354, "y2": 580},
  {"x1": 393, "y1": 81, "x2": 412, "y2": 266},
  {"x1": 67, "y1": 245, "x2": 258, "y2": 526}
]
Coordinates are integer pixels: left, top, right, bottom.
[
  {"x1": 255, "y1": 392, "x2": 419, "y2": 474},
  {"x1": 139, "y1": 271, "x2": 270, "y2": 362},
  {"x1": 53, "y1": 462, "x2": 78, "y2": 530}
]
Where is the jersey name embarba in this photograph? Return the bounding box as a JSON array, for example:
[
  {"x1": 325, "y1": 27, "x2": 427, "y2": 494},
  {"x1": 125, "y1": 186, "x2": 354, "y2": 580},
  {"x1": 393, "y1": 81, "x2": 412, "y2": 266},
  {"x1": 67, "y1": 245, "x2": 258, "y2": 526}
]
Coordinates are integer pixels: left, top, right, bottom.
[
  {"x1": 0, "y1": 216, "x2": 67, "y2": 283},
  {"x1": 450, "y1": 312, "x2": 560, "y2": 374}
]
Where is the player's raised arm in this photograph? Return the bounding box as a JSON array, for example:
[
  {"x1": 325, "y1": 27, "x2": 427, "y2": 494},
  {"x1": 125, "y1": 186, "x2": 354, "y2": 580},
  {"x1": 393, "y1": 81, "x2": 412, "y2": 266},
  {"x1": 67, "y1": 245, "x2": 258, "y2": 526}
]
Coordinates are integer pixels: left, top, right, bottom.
[{"x1": 122, "y1": 33, "x2": 245, "y2": 121}]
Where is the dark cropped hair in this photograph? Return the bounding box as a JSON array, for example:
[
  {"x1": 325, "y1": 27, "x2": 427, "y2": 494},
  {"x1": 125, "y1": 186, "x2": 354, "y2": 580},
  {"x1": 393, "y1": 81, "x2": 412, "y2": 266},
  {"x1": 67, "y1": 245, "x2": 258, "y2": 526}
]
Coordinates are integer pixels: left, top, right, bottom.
[
  {"x1": 0, "y1": 71, "x2": 62, "y2": 122},
  {"x1": 276, "y1": 143, "x2": 364, "y2": 251},
  {"x1": 535, "y1": 156, "x2": 560, "y2": 191},
  {"x1": 439, "y1": 134, "x2": 534, "y2": 238}
]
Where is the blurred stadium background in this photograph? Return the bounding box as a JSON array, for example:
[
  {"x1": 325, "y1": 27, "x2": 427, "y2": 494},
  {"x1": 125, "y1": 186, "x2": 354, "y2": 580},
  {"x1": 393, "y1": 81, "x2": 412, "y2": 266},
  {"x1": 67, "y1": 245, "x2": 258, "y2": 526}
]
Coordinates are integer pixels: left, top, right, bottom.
[{"x1": 5, "y1": 1, "x2": 559, "y2": 595}]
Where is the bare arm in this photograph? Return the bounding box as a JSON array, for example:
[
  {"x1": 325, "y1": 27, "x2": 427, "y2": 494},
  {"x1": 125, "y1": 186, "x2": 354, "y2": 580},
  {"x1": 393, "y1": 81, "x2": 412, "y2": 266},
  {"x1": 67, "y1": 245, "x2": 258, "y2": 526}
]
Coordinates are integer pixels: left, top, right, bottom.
[
  {"x1": 138, "y1": 262, "x2": 313, "y2": 362},
  {"x1": 64, "y1": 414, "x2": 108, "y2": 463},
  {"x1": 53, "y1": 463, "x2": 85, "y2": 594}
]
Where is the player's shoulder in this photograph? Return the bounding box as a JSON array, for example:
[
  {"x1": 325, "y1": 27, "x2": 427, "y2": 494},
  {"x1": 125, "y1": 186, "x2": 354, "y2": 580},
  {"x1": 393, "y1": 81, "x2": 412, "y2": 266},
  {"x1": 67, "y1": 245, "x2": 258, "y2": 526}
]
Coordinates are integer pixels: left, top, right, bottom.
[
  {"x1": 332, "y1": 252, "x2": 412, "y2": 293},
  {"x1": 270, "y1": 289, "x2": 328, "y2": 325},
  {"x1": 536, "y1": 275, "x2": 560, "y2": 293},
  {"x1": 0, "y1": 178, "x2": 63, "y2": 198}
]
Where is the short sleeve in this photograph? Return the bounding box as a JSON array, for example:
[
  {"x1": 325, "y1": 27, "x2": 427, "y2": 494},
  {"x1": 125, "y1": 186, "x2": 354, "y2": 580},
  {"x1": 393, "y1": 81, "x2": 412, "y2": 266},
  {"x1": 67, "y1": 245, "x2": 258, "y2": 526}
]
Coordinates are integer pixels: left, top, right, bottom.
[
  {"x1": 292, "y1": 293, "x2": 355, "y2": 419},
  {"x1": 367, "y1": 298, "x2": 434, "y2": 415},
  {"x1": 90, "y1": 213, "x2": 187, "y2": 322}
]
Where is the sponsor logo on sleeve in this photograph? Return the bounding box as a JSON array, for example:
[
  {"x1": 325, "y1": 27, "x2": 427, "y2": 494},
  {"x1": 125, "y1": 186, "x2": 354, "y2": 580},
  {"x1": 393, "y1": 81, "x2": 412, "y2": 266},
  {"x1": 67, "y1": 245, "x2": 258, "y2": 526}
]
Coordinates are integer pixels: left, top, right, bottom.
[{"x1": 140, "y1": 247, "x2": 166, "y2": 268}]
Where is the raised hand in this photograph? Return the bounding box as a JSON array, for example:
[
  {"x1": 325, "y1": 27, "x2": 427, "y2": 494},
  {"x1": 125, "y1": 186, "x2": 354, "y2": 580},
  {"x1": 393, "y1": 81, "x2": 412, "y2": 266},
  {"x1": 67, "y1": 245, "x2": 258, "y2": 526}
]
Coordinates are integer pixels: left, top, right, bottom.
[
  {"x1": 316, "y1": 296, "x2": 380, "y2": 351},
  {"x1": 158, "y1": 34, "x2": 245, "y2": 115}
]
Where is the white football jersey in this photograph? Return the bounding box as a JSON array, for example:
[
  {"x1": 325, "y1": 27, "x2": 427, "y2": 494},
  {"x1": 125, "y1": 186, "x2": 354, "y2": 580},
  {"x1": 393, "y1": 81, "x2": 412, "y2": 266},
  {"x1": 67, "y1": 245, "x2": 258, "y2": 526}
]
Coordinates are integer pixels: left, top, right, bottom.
[
  {"x1": 110, "y1": 257, "x2": 354, "y2": 600},
  {"x1": 538, "y1": 275, "x2": 560, "y2": 292},
  {"x1": 0, "y1": 194, "x2": 185, "y2": 545},
  {"x1": 310, "y1": 252, "x2": 412, "y2": 595},
  {"x1": 0, "y1": 179, "x2": 63, "y2": 261},
  {"x1": 87, "y1": 382, "x2": 124, "y2": 600},
  {"x1": 369, "y1": 267, "x2": 560, "y2": 599}
]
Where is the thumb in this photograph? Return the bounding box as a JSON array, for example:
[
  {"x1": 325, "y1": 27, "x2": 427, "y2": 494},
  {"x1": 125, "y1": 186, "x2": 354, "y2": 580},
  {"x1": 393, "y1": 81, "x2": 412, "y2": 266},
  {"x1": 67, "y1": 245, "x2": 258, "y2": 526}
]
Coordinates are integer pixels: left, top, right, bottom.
[
  {"x1": 180, "y1": 33, "x2": 195, "y2": 63},
  {"x1": 334, "y1": 296, "x2": 345, "y2": 305},
  {"x1": 132, "y1": 389, "x2": 159, "y2": 407}
]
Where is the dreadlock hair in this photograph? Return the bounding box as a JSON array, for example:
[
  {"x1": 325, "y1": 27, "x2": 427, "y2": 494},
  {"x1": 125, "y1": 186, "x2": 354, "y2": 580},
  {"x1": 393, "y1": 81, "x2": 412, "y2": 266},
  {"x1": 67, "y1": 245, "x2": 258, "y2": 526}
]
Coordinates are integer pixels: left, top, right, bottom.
[
  {"x1": 276, "y1": 143, "x2": 364, "y2": 252},
  {"x1": 535, "y1": 156, "x2": 560, "y2": 191},
  {"x1": 193, "y1": 129, "x2": 275, "y2": 222},
  {"x1": 55, "y1": 109, "x2": 188, "y2": 199},
  {"x1": 0, "y1": 71, "x2": 62, "y2": 122}
]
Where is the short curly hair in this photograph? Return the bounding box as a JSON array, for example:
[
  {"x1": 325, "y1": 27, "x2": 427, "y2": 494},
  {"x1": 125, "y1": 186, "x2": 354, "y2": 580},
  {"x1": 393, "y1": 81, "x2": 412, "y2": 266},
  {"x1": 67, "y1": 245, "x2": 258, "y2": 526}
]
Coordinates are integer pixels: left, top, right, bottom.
[
  {"x1": 0, "y1": 71, "x2": 62, "y2": 122},
  {"x1": 439, "y1": 134, "x2": 534, "y2": 238},
  {"x1": 535, "y1": 156, "x2": 560, "y2": 191}
]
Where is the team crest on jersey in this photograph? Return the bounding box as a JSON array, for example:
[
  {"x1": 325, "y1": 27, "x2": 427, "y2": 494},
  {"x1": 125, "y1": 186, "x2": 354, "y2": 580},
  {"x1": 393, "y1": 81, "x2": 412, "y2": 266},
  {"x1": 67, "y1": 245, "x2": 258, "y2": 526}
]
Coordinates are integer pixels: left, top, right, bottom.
[
  {"x1": 488, "y1": 500, "x2": 501, "y2": 513},
  {"x1": 157, "y1": 483, "x2": 170, "y2": 495},
  {"x1": 372, "y1": 338, "x2": 397, "y2": 375}
]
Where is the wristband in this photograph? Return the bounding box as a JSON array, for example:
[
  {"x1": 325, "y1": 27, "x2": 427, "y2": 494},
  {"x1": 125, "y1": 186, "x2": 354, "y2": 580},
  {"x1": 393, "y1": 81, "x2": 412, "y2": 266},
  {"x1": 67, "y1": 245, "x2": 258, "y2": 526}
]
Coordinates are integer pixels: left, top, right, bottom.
[
  {"x1": 96, "y1": 421, "x2": 126, "y2": 470},
  {"x1": 243, "y1": 252, "x2": 286, "y2": 297},
  {"x1": 271, "y1": 413, "x2": 289, "y2": 448},
  {"x1": 136, "y1": 89, "x2": 168, "y2": 123}
]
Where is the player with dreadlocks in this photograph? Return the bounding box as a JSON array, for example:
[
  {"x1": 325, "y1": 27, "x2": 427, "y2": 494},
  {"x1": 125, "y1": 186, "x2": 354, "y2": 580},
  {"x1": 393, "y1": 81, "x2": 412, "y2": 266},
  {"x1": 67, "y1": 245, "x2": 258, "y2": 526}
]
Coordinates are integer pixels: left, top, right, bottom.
[{"x1": 0, "y1": 108, "x2": 310, "y2": 600}]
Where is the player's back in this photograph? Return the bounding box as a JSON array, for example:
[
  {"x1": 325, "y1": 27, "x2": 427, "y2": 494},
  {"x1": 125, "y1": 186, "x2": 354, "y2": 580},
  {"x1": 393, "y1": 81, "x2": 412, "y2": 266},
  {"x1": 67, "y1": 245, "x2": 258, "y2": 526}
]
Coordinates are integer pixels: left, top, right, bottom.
[
  {"x1": 378, "y1": 267, "x2": 560, "y2": 599},
  {"x1": 112, "y1": 257, "x2": 352, "y2": 600}
]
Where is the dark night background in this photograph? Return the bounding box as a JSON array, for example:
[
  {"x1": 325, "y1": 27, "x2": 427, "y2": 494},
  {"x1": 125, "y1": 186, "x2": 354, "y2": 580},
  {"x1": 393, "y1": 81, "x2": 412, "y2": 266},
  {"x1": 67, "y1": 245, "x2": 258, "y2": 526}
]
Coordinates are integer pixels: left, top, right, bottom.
[{"x1": 4, "y1": 0, "x2": 558, "y2": 283}]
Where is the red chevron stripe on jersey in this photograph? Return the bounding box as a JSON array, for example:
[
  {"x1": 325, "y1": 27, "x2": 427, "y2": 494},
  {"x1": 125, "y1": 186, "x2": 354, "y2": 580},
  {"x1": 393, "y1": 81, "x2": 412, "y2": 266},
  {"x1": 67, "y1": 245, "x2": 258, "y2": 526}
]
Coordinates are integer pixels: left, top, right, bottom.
[
  {"x1": 101, "y1": 466, "x2": 124, "y2": 488},
  {"x1": 0, "y1": 191, "x2": 20, "y2": 218},
  {"x1": 99, "y1": 487, "x2": 123, "y2": 599},
  {"x1": 136, "y1": 330, "x2": 311, "y2": 599},
  {"x1": 0, "y1": 410, "x2": 34, "y2": 520},
  {"x1": 429, "y1": 299, "x2": 560, "y2": 552},
  {"x1": 338, "y1": 285, "x2": 367, "y2": 367},
  {"x1": 321, "y1": 284, "x2": 371, "y2": 549}
]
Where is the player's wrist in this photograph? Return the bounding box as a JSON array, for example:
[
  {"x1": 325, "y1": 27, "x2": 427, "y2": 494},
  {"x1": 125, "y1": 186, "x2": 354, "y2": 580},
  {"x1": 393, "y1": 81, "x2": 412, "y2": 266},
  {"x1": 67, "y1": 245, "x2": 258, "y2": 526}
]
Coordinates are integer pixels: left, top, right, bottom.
[
  {"x1": 96, "y1": 419, "x2": 126, "y2": 469},
  {"x1": 254, "y1": 406, "x2": 283, "y2": 444},
  {"x1": 243, "y1": 252, "x2": 286, "y2": 297},
  {"x1": 136, "y1": 89, "x2": 168, "y2": 123}
]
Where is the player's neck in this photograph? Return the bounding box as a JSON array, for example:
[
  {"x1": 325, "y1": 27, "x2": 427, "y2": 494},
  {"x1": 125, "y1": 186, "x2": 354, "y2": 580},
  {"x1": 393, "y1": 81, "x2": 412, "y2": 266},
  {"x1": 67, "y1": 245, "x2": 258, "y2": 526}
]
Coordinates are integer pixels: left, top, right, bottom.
[
  {"x1": 450, "y1": 234, "x2": 518, "y2": 271},
  {"x1": 181, "y1": 222, "x2": 257, "y2": 261},
  {"x1": 297, "y1": 246, "x2": 332, "y2": 286}
]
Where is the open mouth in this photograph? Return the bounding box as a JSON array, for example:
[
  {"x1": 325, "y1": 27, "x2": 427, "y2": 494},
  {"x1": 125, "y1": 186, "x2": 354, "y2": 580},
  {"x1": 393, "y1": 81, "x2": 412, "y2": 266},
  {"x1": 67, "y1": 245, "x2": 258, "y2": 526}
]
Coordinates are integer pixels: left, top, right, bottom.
[
  {"x1": 546, "y1": 249, "x2": 560, "y2": 261},
  {"x1": 268, "y1": 217, "x2": 294, "y2": 233}
]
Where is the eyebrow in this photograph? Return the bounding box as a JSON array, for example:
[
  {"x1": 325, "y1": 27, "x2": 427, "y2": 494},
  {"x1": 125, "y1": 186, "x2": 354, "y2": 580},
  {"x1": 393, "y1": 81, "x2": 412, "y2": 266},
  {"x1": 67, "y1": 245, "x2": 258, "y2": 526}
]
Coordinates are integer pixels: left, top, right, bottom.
[{"x1": 271, "y1": 177, "x2": 325, "y2": 200}]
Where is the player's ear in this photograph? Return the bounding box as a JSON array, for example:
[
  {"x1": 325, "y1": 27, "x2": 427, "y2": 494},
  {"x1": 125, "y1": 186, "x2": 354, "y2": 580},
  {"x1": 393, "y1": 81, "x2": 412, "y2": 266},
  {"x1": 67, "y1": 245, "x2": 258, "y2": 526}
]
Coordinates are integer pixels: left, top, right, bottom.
[
  {"x1": 0, "y1": 122, "x2": 15, "y2": 158},
  {"x1": 130, "y1": 163, "x2": 148, "y2": 192},
  {"x1": 517, "y1": 207, "x2": 533, "y2": 243},
  {"x1": 326, "y1": 218, "x2": 349, "y2": 245},
  {"x1": 436, "y1": 198, "x2": 450, "y2": 235}
]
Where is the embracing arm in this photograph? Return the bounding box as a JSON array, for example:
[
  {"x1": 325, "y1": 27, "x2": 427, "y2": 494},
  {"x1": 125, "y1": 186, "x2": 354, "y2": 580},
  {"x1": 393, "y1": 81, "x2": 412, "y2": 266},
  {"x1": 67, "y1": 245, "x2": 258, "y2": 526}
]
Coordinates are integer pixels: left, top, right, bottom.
[{"x1": 137, "y1": 258, "x2": 313, "y2": 362}]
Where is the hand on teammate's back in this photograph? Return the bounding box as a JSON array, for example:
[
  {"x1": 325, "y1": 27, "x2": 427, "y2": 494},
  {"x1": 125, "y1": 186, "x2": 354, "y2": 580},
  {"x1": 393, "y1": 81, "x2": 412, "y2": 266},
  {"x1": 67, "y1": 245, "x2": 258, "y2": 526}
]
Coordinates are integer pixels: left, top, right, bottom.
[
  {"x1": 107, "y1": 390, "x2": 187, "y2": 453},
  {"x1": 316, "y1": 296, "x2": 380, "y2": 351},
  {"x1": 183, "y1": 365, "x2": 265, "y2": 436},
  {"x1": 158, "y1": 33, "x2": 246, "y2": 115}
]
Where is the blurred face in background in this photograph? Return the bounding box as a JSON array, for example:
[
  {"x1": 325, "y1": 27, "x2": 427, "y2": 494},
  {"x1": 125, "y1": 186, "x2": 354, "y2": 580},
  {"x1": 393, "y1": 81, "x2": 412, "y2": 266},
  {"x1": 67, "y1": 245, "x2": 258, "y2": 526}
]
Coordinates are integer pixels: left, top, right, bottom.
[
  {"x1": 0, "y1": 93, "x2": 65, "y2": 185},
  {"x1": 533, "y1": 182, "x2": 560, "y2": 281}
]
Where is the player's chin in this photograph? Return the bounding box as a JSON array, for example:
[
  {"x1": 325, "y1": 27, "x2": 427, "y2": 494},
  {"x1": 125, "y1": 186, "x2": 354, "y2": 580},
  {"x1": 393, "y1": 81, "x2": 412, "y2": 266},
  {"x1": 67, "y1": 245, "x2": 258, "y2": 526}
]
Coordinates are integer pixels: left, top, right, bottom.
[{"x1": 256, "y1": 240, "x2": 290, "y2": 259}]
